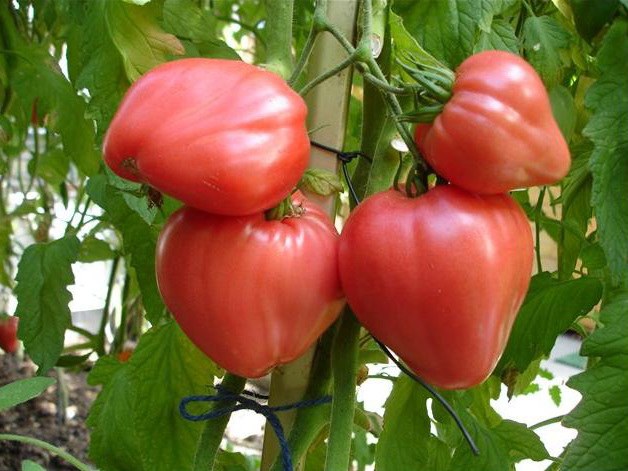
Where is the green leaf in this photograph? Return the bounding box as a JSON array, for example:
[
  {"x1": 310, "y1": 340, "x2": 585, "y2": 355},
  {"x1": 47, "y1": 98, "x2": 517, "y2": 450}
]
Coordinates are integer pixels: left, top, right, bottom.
[
  {"x1": 389, "y1": 11, "x2": 446, "y2": 70},
  {"x1": 523, "y1": 15, "x2": 572, "y2": 86},
  {"x1": 558, "y1": 149, "x2": 593, "y2": 279},
  {"x1": 493, "y1": 420, "x2": 549, "y2": 462},
  {"x1": 163, "y1": 0, "x2": 216, "y2": 40},
  {"x1": 162, "y1": 0, "x2": 239, "y2": 60},
  {"x1": 0, "y1": 211, "x2": 13, "y2": 288},
  {"x1": 448, "y1": 416, "x2": 548, "y2": 470},
  {"x1": 73, "y1": 0, "x2": 129, "y2": 137},
  {"x1": 548, "y1": 385, "x2": 562, "y2": 406},
  {"x1": 87, "y1": 360, "x2": 143, "y2": 471},
  {"x1": 304, "y1": 440, "x2": 327, "y2": 471},
  {"x1": 87, "y1": 355, "x2": 125, "y2": 386},
  {"x1": 571, "y1": 0, "x2": 619, "y2": 41},
  {"x1": 585, "y1": 20, "x2": 628, "y2": 285},
  {"x1": 497, "y1": 273, "x2": 602, "y2": 378},
  {"x1": 214, "y1": 450, "x2": 259, "y2": 471},
  {"x1": 393, "y1": 0, "x2": 518, "y2": 68},
  {"x1": 87, "y1": 321, "x2": 222, "y2": 471},
  {"x1": 106, "y1": 0, "x2": 185, "y2": 82},
  {"x1": 14, "y1": 235, "x2": 80, "y2": 374},
  {"x1": 298, "y1": 168, "x2": 343, "y2": 197},
  {"x1": 375, "y1": 376, "x2": 439, "y2": 470},
  {"x1": 353, "y1": 426, "x2": 375, "y2": 471},
  {"x1": 580, "y1": 242, "x2": 607, "y2": 270},
  {"x1": 0, "y1": 377, "x2": 56, "y2": 412},
  {"x1": 474, "y1": 19, "x2": 519, "y2": 54},
  {"x1": 37, "y1": 148, "x2": 70, "y2": 187},
  {"x1": 21, "y1": 461, "x2": 46, "y2": 471},
  {"x1": 78, "y1": 236, "x2": 116, "y2": 263},
  {"x1": 86, "y1": 174, "x2": 165, "y2": 324},
  {"x1": 9, "y1": 46, "x2": 100, "y2": 176},
  {"x1": 56, "y1": 353, "x2": 93, "y2": 368},
  {"x1": 549, "y1": 85, "x2": 577, "y2": 142},
  {"x1": 563, "y1": 292, "x2": 628, "y2": 470}
]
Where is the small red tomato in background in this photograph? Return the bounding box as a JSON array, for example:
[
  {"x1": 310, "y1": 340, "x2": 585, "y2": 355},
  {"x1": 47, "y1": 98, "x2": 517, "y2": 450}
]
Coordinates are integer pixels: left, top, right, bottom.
[
  {"x1": 415, "y1": 50, "x2": 570, "y2": 194},
  {"x1": 338, "y1": 185, "x2": 533, "y2": 390},
  {"x1": 0, "y1": 315, "x2": 19, "y2": 354},
  {"x1": 155, "y1": 193, "x2": 344, "y2": 378},
  {"x1": 103, "y1": 58, "x2": 310, "y2": 216}
]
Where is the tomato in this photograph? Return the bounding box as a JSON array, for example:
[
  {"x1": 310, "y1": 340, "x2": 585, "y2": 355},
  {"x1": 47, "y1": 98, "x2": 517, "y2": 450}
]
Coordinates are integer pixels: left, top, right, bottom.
[
  {"x1": 0, "y1": 315, "x2": 19, "y2": 354},
  {"x1": 415, "y1": 51, "x2": 570, "y2": 194},
  {"x1": 155, "y1": 193, "x2": 344, "y2": 378},
  {"x1": 103, "y1": 58, "x2": 310, "y2": 216},
  {"x1": 338, "y1": 185, "x2": 533, "y2": 389}
]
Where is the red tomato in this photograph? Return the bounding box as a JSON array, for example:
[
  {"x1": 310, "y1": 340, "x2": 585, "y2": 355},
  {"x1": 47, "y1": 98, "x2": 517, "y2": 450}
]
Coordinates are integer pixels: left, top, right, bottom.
[
  {"x1": 415, "y1": 51, "x2": 570, "y2": 194},
  {"x1": 103, "y1": 58, "x2": 310, "y2": 216},
  {"x1": 0, "y1": 316, "x2": 19, "y2": 354},
  {"x1": 338, "y1": 185, "x2": 533, "y2": 389},
  {"x1": 155, "y1": 194, "x2": 344, "y2": 378}
]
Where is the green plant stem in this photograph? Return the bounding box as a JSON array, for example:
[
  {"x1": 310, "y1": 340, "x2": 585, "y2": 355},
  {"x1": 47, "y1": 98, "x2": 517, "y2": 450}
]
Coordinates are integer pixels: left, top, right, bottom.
[
  {"x1": 96, "y1": 256, "x2": 119, "y2": 356},
  {"x1": 299, "y1": 53, "x2": 358, "y2": 96},
  {"x1": 366, "y1": 56, "x2": 426, "y2": 171},
  {"x1": 534, "y1": 187, "x2": 546, "y2": 272},
  {"x1": 67, "y1": 324, "x2": 96, "y2": 341},
  {"x1": 288, "y1": 27, "x2": 319, "y2": 86},
  {"x1": 362, "y1": 71, "x2": 408, "y2": 93},
  {"x1": 323, "y1": 310, "x2": 361, "y2": 471},
  {"x1": 297, "y1": 0, "x2": 425, "y2": 176},
  {"x1": 268, "y1": 322, "x2": 338, "y2": 471},
  {"x1": 262, "y1": 0, "x2": 295, "y2": 80},
  {"x1": 193, "y1": 373, "x2": 246, "y2": 471},
  {"x1": 323, "y1": 19, "x2": 356, "y2": 55},
  {"x1": 530, "y1": 414, "x2": 564, "y2": 430},
  {"x1": 111, "y1": 272, "x2": 131, "y2": 353},
  {"x1": 26, "y1": 127, "x2": 41, "y2": 194},
  {"x1": 0, "y1": 433, "x2": 93, "y2": 471}
]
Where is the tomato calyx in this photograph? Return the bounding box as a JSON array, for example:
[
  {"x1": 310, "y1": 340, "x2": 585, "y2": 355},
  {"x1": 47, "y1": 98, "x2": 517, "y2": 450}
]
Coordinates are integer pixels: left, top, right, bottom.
[
  {"x1": 121, "y1": 157, "x2": 141, "y2": 177},
  {"x1": 392, "y1": 156, "x2": 428, "y2": 199},
  {"x1": 144, "y1": 185, "x2": 164, "y2": 209},
  {"x1": 265, "y1": 193, "x2": 305, "y2": 221}
]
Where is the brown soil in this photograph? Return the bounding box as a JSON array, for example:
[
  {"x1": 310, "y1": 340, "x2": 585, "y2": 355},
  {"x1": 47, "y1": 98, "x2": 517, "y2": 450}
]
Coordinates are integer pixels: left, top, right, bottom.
[{"x1": 0, "y1": 353, "x2": 96, "y2": 470}]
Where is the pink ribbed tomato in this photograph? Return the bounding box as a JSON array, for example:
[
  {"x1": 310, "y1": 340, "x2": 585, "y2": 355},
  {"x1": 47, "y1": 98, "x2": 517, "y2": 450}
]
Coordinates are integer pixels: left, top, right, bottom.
[
  {"x1": 415, "y1": 51, "x2": 570, "y2": 193},
  {"x1": 339, "y1": 185, "x2": 533, "y2": 389},
  {"x1": 103, "y1": 58, "x2": 310, "y2": 215},
  {"x1": 156, "y1": 194, "x2": 344, "y2": 378}
]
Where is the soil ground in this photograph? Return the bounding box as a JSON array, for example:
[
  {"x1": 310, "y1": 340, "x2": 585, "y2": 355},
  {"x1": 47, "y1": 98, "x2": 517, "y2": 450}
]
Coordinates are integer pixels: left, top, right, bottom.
[{"x1": 0, "y1": 353, "x2": 96, "y2": 471}]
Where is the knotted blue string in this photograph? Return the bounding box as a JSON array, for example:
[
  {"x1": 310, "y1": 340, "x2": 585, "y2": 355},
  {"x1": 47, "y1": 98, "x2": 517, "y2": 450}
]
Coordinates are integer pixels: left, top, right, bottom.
[{"x1": 179, "y1": 384, "x2": 332, "y2": 471}]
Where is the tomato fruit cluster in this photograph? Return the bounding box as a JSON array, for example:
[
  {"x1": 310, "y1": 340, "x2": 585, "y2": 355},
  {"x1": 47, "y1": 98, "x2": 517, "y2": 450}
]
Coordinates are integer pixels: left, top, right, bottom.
[
  {"x1": 339, "y1": 51, "x2": 569, "y2": 389},
  {"x1": 156, "y1": 193, "x2": 343, "y2": 378},
  {"x1": 339, "y1": 186, "x2": 533, "y2": 389},
  {"x1": 0, "y1": 315, "x2": 19, "y2": 354},
  {"x1": 104, "y1": 58, "x2": 310, "y2": 216},
  {"x1": 105, "y1": 59, "x2": 343, "y2": 377},
  {"x1": 414, "y1": 51, "x2": 570, "y2": 194}
]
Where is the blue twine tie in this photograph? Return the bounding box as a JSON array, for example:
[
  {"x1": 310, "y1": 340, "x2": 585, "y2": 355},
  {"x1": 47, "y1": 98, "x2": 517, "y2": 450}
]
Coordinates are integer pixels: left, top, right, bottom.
[{"x1": 179, "y1": 384, "x2": 332, "y2": 471}]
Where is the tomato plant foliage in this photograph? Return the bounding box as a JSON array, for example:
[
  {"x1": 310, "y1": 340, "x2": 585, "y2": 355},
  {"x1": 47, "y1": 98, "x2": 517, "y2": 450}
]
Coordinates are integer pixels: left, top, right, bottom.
[{"x1": 0, "y1": 1, "x2": 627, "y2": 471}]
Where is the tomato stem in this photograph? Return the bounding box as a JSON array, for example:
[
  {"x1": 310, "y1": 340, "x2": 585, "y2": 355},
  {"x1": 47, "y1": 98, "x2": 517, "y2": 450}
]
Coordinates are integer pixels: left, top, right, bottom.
[
  {"x1": 264, "y1": 194, "x2": 304, "y2": 221},
  {"x1": 267, "y1": 321, "x2": 338, "y2": 471},
  {"x1": 192, "y1": 374, "x2": 246, "y2": 471},
  {"x1": 534, "y1": 186, "x2": 547, "y2": 273},
  {"x1": 262, "y1": 0, "x2": 295, "y2": 81},
  {"x1": 0, "y1": 433, "x2": 93, "y2": 471},
  {"x1": 324, "y1": 310, "x2": 361, "y2": 471}
]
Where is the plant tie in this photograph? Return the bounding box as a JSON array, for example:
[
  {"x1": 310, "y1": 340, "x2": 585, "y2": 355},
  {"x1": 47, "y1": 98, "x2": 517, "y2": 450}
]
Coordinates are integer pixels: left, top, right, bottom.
[{"x1": 179, "y1": 384, "x2": 332, "y2": 471}]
